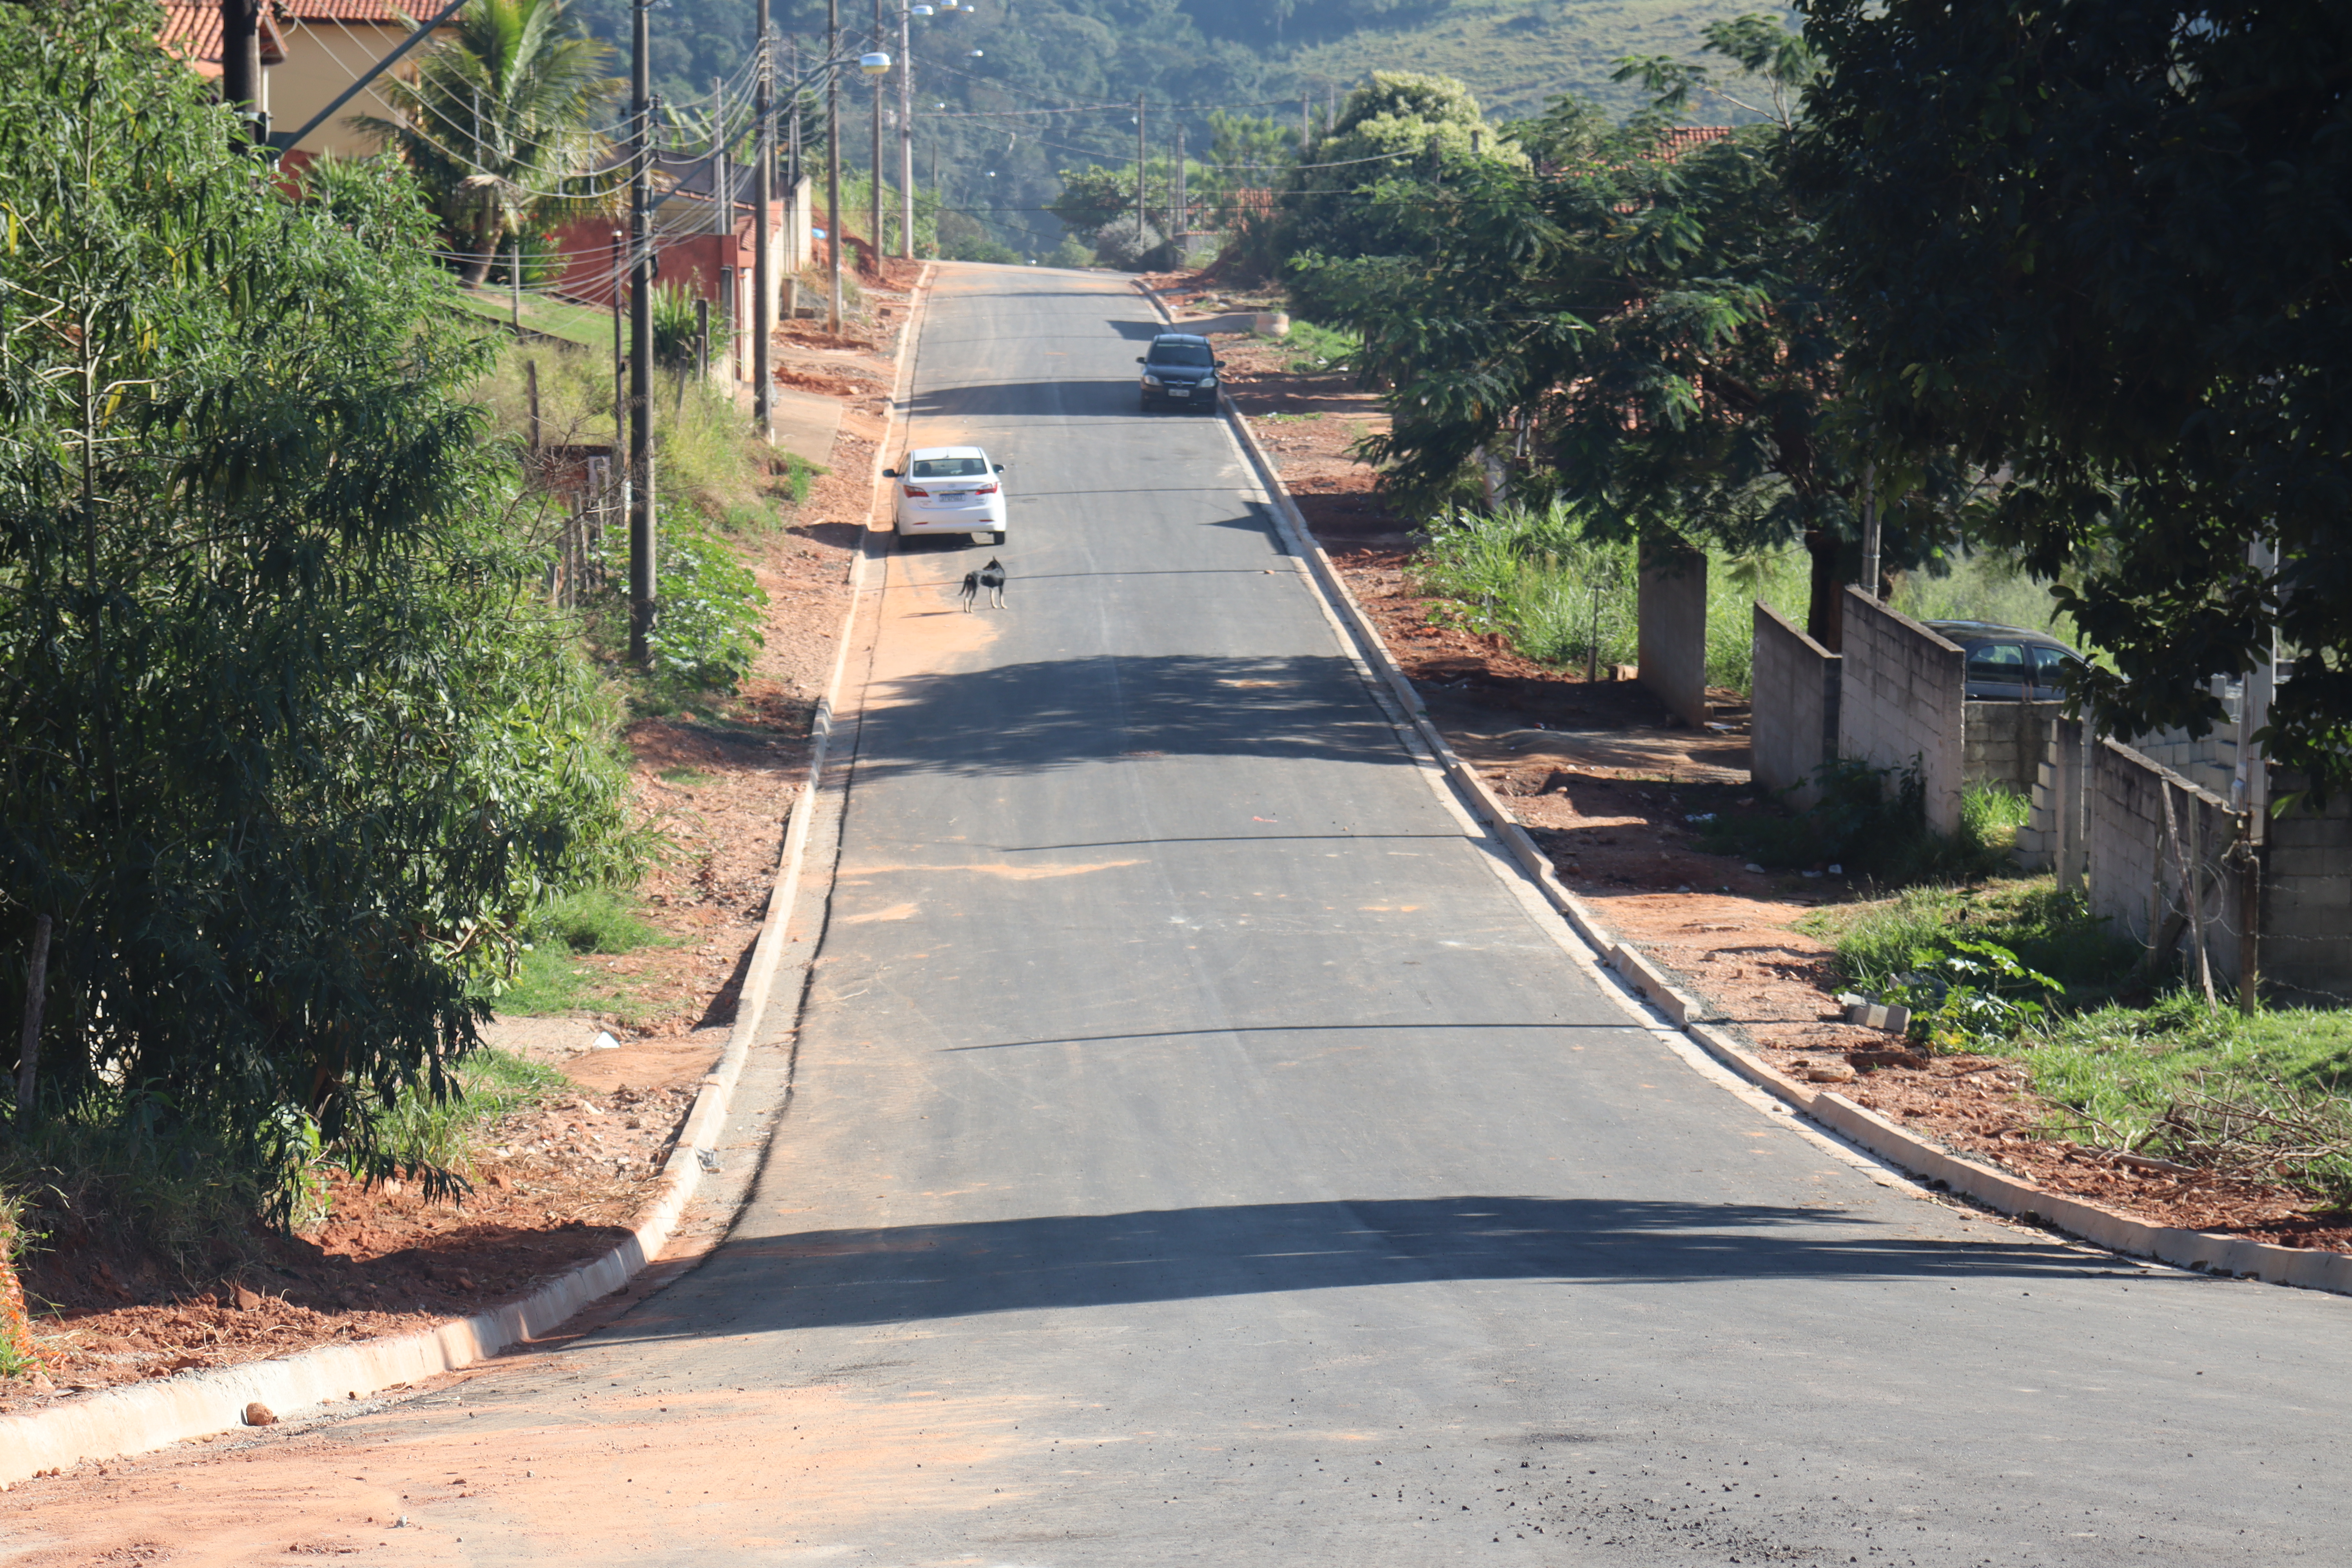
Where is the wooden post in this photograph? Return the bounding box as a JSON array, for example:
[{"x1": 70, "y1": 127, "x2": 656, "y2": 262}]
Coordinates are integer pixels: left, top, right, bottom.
[
  {"x1": 2160, "y1": 780, "x2": 2216, "y2": 1006},
  {"x1": 525, "y1": 358, "x2": 542, "y2": 452}
]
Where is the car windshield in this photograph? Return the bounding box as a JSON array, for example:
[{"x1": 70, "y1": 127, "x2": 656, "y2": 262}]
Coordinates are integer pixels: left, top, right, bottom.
[
  {"x1": 1149, "y1": 343, "x2": 1214, "y2": 367},
  {"x1": 911, "y1": 456, "x2": 987, "y2": 478}
]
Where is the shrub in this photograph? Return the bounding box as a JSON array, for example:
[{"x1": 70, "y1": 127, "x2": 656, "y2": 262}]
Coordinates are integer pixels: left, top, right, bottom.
[
  {"x1": 1094, "y1": 214, "x2": 1171, "y2": 270},
  {"x1": 0, "y1": 7, "x2": 635, "y2": 1229},
  {"x1": 592, "y1": 509, "x2": 766, "y2": 700},
  {"x1": 1884, "y1": 938, "x2": 2062, "y2": 1051}
]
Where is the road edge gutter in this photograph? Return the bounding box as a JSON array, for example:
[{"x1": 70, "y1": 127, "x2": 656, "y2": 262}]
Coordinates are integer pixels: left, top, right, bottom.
[
  {"x1": 0, "y1": 265, "x2": 940, "y2": 1491},
  {"x1": 1140, "y1": 279, "x2": 2352, "y2": 1302}
]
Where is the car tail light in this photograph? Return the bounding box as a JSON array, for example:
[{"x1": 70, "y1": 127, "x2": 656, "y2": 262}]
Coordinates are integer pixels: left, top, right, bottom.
[
  {"x1": 902, "y1": 484, "x2": 929, "y2": 497},
  {"x1": 975, "y1": 483, "x2": 999, "y2": 495}
]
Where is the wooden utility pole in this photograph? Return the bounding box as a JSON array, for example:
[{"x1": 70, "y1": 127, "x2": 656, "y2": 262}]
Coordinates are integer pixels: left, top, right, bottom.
[{"x1": 1136, "y1": 94, "x2": 1145, "y2": 247}]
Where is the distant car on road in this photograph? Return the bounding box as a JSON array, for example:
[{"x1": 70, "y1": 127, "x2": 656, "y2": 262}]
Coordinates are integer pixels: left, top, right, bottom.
[
  {"x1": 1136, "y1": 333, "x2": 1225, "y2": 411},
  {"x1": 1924, "y1": 620, "x2": 2084, "y2": 701},
  {"x1": 886, "y1": 445, "x2": 1007, "y2": 544}
]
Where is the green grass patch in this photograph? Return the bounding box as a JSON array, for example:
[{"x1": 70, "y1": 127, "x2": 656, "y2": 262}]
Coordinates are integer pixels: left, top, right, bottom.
[
  {"x1": 449, "y1": 286, "x2": 616, "y2": 352},
  {"x1": 1804, "y1": 875, "x2": 2352, "y2": 1198},
  {"x1": 366, "y1": 1049, "x2": 566, "y2": 1178},
  {"x1": 658, "y1": 766, "x2": 718, "y2": 788},
  {"x1": 491, "y1": 889, "x2": 671, "y2": 1021},
  {"x1": 1804, "y1": 878, "x2": 2141, "y2": 1000},
  {"x1": 2025, "y1": 997, "x2": 2352, "y2": 1198},
  {"x1": 1408, "y1": 502, "x2": 1810, "y2": 693},
  {"x1": 1279, "y1": 318, "x2": 1361, "y2": 375}
]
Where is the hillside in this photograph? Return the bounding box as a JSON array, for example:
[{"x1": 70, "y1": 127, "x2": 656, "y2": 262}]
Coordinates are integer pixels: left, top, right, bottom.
[{"x1": 565, "y1": 0, "x2": 1771, "y2": 254}]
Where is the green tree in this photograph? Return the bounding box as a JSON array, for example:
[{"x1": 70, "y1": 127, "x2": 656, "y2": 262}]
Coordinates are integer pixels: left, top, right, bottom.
[
  {"x1": 1300, "y1": 24, "x2": 1947, "y2": 641},
  {"x1": 1793, "y1": 0, "x2": 2352, "y2": 785},
  {"x1": 0, "y1": 1, "x2": 632, "y2": 1221},
  {"x1": 1263, "y1": 72, "x2": 1522, "y2": 310},
  {"x1": 357, "y1": 0, "x2": 624, "y2": 283}
]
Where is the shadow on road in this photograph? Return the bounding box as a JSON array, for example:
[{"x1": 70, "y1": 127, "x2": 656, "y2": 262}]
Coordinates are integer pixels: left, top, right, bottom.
[
  {"x1": 617, "y1": 1196, "x2": 2129, "y2": 1337},
  {"x1": 858, "y1": 652, "x2": 1410, "y2": 780}
]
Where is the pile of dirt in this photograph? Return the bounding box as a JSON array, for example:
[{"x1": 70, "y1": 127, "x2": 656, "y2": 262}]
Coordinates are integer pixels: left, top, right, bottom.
[{"x1": 773, "y1": 366, "x2": 865, "y2": 398}]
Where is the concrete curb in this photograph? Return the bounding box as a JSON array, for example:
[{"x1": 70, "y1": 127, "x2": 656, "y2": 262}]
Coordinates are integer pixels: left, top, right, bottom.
[
  {"x1": 0, "y1": 267, "x2": 942, "y2": 1491},
  {"x1": 1146, "y1": 282, "x2": 2352, "y2": 1302}
]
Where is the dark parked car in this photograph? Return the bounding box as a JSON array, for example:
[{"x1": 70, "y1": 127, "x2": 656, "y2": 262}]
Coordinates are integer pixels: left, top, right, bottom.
[
  {"x1": 1924, "y1": 620, "x2": 2085, "y2": 701},
  {"x1": 1137, "y1": 333, "x2": 1224, "y2": 410}
]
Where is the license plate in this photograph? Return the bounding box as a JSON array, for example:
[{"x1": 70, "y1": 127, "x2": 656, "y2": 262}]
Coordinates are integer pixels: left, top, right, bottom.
[{"x1": 1169, "y1": 390, "x2": 1191, "y2": 400}]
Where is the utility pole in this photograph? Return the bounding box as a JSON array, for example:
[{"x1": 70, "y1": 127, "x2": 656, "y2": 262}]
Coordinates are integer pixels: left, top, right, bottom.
[
  {"x1": 629, "y1": 0, "x2": 657, "y2": 666},
  {"x1": 713, "y1": 75, "x2": 730, "y2": 236},
  {"x1": 220, "y1": 0, "x2": 264, "y2": 148},
  {"x1": 827, "y1": 0, "x2": 844, "y2": 330},
  {"x1": 1173, "y1": 122, "x2": 1185, "y2": 263},
  {"x1": 897, "y1": 0, "x2": 915, "y2": 260},
  {"x1": 754, "y1": 0, "x2": 774, "y2": 438},
  {"x1": 788, "y1": 37, "x2": 802, "y2": 187},
  {"x1": 1858, "y1": 462, "x2": 1881, "y2": 599},
  {"x1": 871, "y1": 0, "x2": 886, "y2": 263},
  {"x1": 1136, "y1": 93, "x2": 1145, "y2": 247}
]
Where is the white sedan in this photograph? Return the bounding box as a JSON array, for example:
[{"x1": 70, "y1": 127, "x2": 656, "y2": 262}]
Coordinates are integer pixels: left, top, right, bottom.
[{"x1": 886, "y1": 446, "x2": 1007, "y2": 543}]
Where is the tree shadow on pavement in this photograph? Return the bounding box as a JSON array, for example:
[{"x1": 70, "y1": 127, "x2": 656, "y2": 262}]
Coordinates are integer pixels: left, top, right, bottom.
[
  {"x1": 615, "y1": 1195, "x2": 2136, "y2": 1339},
  {"x1": 857, "y1": 652, "x2": 1410, "y2": 781}
]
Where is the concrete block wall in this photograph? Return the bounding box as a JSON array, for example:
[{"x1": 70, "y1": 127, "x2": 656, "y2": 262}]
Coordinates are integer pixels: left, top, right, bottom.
[
  {"x1": 1637, "y1": 537, "x2": 1709, "y2": 728},
  {"x1": 2086, "y1": 739, "x2": 2243, "y2": 987},
  {"x1": 1837, "y1": 589, "x2": 1966, "y2": 835},
  {"x1": 1965, "y1": 700, "x2": 2067, "y2": 797},
  {"x1": 2017, "y1": 715, "x2": 2083, "y2": 873},
  {"x1": 2129, "y1": 727, "x2": 2239, "y2": 801},
  {"x1": 1750, "y1": 603, "x2": 1840, "y2": 809},
  {"x1": 2265, "y1": 778, "x2": 2352, "y2": 1004}
]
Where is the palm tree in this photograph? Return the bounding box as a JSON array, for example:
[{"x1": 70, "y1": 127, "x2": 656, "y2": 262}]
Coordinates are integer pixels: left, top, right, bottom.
[{"x1": 356, "y1": 0, "x2": 623, "y2": 285}]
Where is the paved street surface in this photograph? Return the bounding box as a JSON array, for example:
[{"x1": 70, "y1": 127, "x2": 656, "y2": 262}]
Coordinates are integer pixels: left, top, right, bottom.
[{"x1": 8, "y1": 264, "x2": 2347, "y2": 1565}]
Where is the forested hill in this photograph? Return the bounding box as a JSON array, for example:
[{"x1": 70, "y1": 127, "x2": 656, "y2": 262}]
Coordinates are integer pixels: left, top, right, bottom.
[{"x1": 565, "y1": 0, "x2": 1768, "y2": 253}]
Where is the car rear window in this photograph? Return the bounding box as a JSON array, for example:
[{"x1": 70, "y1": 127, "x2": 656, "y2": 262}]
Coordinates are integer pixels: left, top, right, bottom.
[
  {"x1": 1967, "y1": 642, "x2": 2027, "y2": 682},
  {"x1": 1149, "y1": 343, "x2": 1214, "y2": 367},
  {"x1": 911, "y1": 457, "x2": 987, "y2": 478}
]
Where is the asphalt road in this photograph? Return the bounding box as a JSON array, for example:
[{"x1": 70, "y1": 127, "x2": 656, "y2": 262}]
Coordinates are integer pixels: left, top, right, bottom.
[{"x1": 30, "y1": 265, "x2": 2349, "y2": 1565}]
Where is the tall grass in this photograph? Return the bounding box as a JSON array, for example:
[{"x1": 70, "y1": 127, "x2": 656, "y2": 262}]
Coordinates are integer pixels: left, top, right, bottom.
[
  {"x1": 468, "y1": 339, "x2": 816, "y2": 536},
  {"x1": 1408, "y1": 503, "x2": 1809, "y2": 692},
  {"x1": 368, "y1": 1049, "x2": 567, "y2": 1177},
  {"x1": 1808, "y1": 880, "x2": 2141, "y2": 999}
]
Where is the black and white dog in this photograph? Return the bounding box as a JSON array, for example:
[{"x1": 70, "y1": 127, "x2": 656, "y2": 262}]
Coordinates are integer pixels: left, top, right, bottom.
[{"x1": 959, "y1": 557, "x2": 1008, "y2": 612}]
